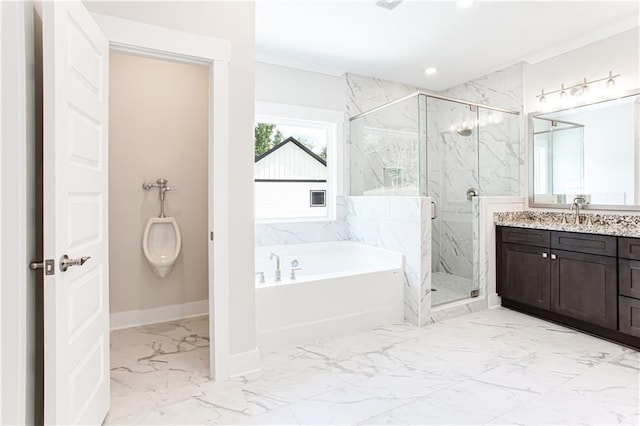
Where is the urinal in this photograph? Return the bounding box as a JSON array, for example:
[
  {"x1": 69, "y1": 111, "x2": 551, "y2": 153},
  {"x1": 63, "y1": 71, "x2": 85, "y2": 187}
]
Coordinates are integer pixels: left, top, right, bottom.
[{"x1": 142, "y1": 217, "x2": 182, "y2": 278}]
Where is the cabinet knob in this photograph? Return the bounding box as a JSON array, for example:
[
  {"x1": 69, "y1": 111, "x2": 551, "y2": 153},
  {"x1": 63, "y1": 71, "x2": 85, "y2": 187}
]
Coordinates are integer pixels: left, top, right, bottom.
[
  {"x1": 542, "y1": 252, "x2": 548, "y2": 258},
  {"x1": 551, "y1": 254, "x2": 557, "y2": 260}
]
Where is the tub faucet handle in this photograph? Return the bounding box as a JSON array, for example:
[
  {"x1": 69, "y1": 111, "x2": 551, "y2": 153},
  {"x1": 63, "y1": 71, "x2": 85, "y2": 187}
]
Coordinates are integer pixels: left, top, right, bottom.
[
  {"x1": 290, "y1": 267, "x2": 301, "y2": 280},
  {"x1": 255, "y1": 271, "x2": 265, "y2": 284}
]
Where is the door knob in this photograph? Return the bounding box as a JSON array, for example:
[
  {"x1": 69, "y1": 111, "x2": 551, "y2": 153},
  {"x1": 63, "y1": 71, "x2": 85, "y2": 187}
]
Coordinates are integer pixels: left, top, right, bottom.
[{"x1": 59, "y1": 254, "x2": 91, "y2": 272}]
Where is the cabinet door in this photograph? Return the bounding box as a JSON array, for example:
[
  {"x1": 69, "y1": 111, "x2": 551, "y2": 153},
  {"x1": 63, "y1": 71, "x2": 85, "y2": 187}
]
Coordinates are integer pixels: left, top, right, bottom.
[
  {"x1": 500, "y1": 243, "x2": 550, "y2": 310},
  {"x1": 551, "y1": 249, "x2": 617, "y2": 329},
  {"x1": 619, "y1": 296, "x2": 640, "y2": 337}
]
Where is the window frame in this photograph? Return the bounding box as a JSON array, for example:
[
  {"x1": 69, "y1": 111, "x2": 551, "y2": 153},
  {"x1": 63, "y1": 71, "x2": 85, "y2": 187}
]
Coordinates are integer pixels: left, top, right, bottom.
[{"x1": 254, "y1": 101, "x2": 344, "y2": 223}]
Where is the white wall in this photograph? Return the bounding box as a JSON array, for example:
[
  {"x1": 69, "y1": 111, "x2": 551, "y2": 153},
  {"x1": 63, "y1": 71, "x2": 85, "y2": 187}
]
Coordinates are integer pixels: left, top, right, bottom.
[
  {"x1": 0, "y1": 1, "x2": 36, "y2": 424},
  {"x1": 256, "y1": 62, "x2": 346, "y2": 111},
  {"x1": 84, "y1": 1, "x2": 256, "y2": 355},
  {"x1": 524, "y1": 28, "x2": 640, "y2": 114}
]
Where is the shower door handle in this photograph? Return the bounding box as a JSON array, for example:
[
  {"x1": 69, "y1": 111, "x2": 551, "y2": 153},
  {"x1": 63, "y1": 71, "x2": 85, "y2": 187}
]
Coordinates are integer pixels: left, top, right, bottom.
[
  {"x1": 466, "y1": 188, "x2": 479, "y2": 201},
  {"x1": 431, "y1": 201, "x2": 438, "y2": 220}
]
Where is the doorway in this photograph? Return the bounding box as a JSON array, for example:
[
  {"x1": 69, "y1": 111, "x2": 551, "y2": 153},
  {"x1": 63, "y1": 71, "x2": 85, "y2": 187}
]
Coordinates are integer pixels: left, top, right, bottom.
[
  {"x1": 106, "y1": 50, "x2": 211, "y2": 422},
  {"x1": 35, "y1": 3, "x2": 232, "y2": 423}
]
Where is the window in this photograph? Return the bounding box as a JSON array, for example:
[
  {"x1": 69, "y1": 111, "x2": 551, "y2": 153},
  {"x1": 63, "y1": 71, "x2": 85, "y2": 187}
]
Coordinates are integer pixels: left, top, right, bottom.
[
  {"x1": 254, "y1": 102, "x2": 343, "y2": 222},
  {"x1": 310, "y1": 190, "x2": 326, "y2": 207}
]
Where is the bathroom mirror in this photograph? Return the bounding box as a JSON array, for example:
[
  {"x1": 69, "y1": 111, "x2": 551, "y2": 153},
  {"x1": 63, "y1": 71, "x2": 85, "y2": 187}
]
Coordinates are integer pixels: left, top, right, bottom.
[{"x1": 529, "y1": 91, "x2": 640, "y2": 211}]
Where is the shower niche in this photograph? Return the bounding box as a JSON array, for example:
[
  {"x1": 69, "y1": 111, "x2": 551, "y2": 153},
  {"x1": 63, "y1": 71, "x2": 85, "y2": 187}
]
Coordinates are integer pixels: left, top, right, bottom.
[{"x1": 349, "y1": 92, "x2": 520, "y2": 307}]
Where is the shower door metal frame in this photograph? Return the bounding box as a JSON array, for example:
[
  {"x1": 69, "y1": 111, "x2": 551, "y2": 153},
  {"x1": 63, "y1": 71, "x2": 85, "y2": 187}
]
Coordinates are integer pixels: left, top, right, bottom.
[{"x1": 349, "y1": 90, "x2": 520, "y2": 122}]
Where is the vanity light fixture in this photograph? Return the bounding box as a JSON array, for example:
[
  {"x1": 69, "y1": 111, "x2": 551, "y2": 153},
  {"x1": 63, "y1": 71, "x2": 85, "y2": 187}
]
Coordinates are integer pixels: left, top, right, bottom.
[
  {"x1": 424, "y1": 67, "x2": 438, "y2": 75},
  {"x1": 537, "y1": 70, "x2": 621, "y2": 104}
]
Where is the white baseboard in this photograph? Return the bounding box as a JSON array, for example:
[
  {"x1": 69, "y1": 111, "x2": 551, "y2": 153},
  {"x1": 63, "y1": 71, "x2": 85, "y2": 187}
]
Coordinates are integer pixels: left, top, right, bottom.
[
  {"x1": 110, "y1": 299, "x2": 209, "y2": 330},
  {"x1": 228, "y1": 348, "x2": 261, "y2": 377}
]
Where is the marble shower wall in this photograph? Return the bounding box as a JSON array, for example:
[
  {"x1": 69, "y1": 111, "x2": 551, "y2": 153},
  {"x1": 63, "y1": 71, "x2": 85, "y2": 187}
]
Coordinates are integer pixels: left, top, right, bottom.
[
  {"x1": 430, "y1": 63, "x2": 524, "y2": 280},
  {"x1": 345, "y1": 196, "x2": 431, "y2": 327},
  {"x1": 441, "y1": 62, "x2": 525, "y2": 197},
  {"x1": 254, "y1": 196, "x2": 348, "y2": 247}
]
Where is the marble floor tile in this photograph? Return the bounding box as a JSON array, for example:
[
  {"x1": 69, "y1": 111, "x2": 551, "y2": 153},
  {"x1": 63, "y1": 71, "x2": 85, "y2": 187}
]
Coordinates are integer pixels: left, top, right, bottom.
[
  {"x1": 431, "y1": 271, "x2": 475, "y2": 306},
  {"x1": 106, "y1": 308, "x2": 639, "y2": 425},
  {"x1": 486, "y1": 390, "x2": 630, "y2": 426}
]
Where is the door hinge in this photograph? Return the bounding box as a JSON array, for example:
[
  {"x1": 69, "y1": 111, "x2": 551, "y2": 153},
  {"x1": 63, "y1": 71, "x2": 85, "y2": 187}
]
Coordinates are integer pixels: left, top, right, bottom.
[
  {"x1": 210, "y1": 231, "x2": 214, "y2": 241},
  {"x1": 30, "y1": 259, "x2": 55, "y2": 275}
]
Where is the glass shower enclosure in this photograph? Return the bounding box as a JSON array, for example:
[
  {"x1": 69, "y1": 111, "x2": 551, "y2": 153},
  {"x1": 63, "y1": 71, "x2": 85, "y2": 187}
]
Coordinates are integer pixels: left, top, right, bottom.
[{"x1": 349, "y1": 92, "x2": 520, "y2": 307}]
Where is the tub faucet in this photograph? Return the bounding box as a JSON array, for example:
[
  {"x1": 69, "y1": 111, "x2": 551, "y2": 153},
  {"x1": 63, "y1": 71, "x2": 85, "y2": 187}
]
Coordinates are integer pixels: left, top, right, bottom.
[
  {"x1": 569, "y1": 197, "x2": 586, "y2": 225},
  {"x1": 270, "y1": 251, "x2": 281, "y2": 281}
]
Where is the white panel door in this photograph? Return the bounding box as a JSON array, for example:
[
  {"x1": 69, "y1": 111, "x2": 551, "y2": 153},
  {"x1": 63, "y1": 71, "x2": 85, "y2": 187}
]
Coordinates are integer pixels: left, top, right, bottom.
[{"x1": 42, "y1": 1, "x2": 110, "y2": 424}]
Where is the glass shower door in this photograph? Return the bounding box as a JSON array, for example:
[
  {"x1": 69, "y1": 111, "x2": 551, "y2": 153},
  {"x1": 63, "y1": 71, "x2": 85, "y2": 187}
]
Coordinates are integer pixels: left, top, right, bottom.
[{"x1": 427, "y1": 97, "x2": 480, "y2": 307}]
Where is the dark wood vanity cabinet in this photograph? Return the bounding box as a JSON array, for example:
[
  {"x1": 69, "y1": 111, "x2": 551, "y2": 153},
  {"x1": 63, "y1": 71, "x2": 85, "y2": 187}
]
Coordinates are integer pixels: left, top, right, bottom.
[
  {"x1": 619, "y1": 238, "x2": 640, "y2": 338},
  {"x1": 497, "y1": 226, "x2": 640, "y2": 349}
]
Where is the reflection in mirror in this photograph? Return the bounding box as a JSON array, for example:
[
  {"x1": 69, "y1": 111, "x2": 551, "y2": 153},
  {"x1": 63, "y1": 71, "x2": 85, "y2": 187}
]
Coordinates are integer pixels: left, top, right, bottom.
[{"x1": 531, "y1": 92, "x2": 640, "y2": 209}]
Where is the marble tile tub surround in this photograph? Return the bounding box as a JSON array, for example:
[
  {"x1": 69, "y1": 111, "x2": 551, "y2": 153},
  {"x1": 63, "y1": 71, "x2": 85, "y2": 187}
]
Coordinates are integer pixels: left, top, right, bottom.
[
  {"x1": 105, "y1": 308, "x2": 640, "y2": 425},
  {"x1": 346, "y1": 196, "x2": 432, "y2": 327},
  {"x1": 495, "y1": 211, "x2": 640, "y2": 238},
  {"x1": 254, "y1": 196, "x2": 348, "y2": 247},
  {"x1": 255, "y1": 196, "x2": 433, "y2": 327}
]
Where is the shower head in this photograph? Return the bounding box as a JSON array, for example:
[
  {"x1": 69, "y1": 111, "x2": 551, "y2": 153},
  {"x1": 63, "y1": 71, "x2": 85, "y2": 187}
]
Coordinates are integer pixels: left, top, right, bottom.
[{"x1": 456, "y1": 127, "x2": 473, "y2": 137}]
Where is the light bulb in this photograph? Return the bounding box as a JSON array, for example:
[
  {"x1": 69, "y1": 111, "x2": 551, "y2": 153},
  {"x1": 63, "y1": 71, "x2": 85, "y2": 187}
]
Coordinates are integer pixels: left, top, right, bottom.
[
  {"x1": 424, "y1": 67, "x2": 438, "y2": 75},
  {"x1": 581, "y1": 78, "x2": 589, "y2": 96}
]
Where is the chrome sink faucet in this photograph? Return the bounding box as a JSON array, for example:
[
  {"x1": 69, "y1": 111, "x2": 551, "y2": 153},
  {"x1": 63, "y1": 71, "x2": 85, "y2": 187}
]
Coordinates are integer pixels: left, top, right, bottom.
[
  {"x1": 569, "y1": 197, "x2": 586, "y2": 225},
  {"x1": 270, "y1": 251, "x2": 281, "y2": 281}
]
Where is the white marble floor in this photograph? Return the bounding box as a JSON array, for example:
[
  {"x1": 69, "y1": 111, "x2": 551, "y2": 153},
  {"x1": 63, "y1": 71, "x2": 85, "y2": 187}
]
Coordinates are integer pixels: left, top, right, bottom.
[
  {"x1": 106, "y1": 308, "x2": 640, "y2": 425},
  {"x1": 431, "y1": 271, "x2": 475, "y2": 307}
]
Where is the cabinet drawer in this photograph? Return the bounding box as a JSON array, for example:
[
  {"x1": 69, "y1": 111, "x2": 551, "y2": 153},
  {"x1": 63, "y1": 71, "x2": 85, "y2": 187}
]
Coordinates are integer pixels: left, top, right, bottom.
[
  {"x1": 619, "y1": 259, "x2": 640, "y2": 299},
  {"x1": 619, "y1": 296, "x2": 640, "y2": 338},
  {"x1": 619, "y1": 237, "x2": 640, "y2": 261},
  {"x1": 501, "y1": 227, "x2": 550, "y2": 248},
  {"x1": 551, "y1": 231, "x2": 616, "y2": 257}
]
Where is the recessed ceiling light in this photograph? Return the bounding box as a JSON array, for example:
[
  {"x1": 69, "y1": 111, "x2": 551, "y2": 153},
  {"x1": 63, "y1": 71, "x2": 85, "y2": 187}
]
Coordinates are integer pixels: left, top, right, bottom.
[
  {"x1": 374, "y1": 0, "x2": 404, "y2": 11},
  {"x1": 425, "y1": 67, "x2": 438, "y2": 75},
  {"x1": 456, "y1": 0, "x2": 475, "y2": 9}
]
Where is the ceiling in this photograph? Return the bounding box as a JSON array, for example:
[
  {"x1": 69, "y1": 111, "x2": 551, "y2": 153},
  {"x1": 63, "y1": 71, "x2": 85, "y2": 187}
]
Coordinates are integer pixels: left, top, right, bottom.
[{"x1": 255, "y1": 1, "x2": 640, "y2": 91}]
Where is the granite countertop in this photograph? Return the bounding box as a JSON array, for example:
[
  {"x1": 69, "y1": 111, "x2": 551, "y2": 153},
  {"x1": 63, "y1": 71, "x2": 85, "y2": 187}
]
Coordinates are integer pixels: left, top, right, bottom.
[{"x1": 494, "y1": 211, "x2": 640, "y2": 238}]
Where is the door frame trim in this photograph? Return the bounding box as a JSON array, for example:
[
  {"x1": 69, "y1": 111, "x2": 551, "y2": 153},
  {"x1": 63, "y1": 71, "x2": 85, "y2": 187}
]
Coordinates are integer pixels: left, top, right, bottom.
[
  {"x1": 92, "y1": 12, "x2": 232, "y2": 381},
  {"x1": 0, "y1": 2, "x2": 34, "y2": 423}
]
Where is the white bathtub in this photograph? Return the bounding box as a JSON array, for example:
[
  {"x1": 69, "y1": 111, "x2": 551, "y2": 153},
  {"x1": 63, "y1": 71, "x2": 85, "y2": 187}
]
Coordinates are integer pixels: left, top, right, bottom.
[{"x1": 255, "y1": 241, "x2": 404, "y2": 351}]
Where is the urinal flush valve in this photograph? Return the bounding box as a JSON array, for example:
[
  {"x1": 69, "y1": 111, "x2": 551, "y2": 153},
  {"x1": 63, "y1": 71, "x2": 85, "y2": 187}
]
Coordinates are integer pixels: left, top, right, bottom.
[{"x1": 142, "y1": 178, "x2": 179, "y2": 218}]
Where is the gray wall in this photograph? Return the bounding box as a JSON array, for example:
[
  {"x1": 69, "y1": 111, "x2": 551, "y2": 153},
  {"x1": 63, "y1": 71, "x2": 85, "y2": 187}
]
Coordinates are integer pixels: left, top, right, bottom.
[{"x1": 109, "y1": 51, "x2": 209, "y2": 314}]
